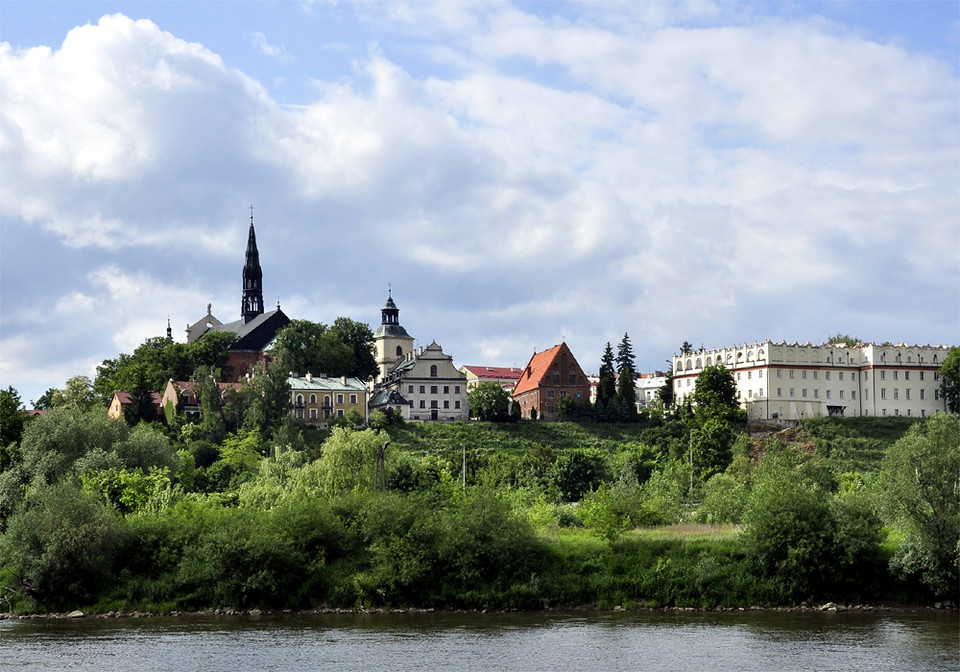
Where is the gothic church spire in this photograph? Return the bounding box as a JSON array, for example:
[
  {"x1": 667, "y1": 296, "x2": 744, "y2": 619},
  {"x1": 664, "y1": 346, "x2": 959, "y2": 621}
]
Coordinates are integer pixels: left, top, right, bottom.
[{"x1": 242, "y1": 205, "x2": 264, "y2": 324}]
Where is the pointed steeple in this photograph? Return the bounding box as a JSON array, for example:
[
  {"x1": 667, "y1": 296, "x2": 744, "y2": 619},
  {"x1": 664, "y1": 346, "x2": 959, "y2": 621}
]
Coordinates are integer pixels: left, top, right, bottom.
[{"x1": 242, "y1": 205, "x2": 264, "y2": 324}]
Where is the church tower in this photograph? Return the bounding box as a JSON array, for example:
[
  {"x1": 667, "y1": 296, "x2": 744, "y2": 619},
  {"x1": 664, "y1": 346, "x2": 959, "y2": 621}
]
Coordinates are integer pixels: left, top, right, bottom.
[
  {"x1": 373, "y1": 289, "x2": 414, "y2": 382},
  {"x1": 241, "y1": 208, "x2": 264, "y2": 324}
]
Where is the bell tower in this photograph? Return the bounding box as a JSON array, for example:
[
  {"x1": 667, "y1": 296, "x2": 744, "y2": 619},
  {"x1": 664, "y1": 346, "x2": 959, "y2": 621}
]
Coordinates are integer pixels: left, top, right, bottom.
[
  {"x1": 373, "y1": 288, "x2": 414, "y2": 382},
  {"x1": 241, "y1": 205, "x2": 264, "y2": 324}
]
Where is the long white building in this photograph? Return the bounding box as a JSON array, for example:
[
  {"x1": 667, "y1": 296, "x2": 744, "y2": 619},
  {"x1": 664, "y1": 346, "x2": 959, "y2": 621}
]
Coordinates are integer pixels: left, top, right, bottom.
[{"x1": 672, "y1": 341, "x2": 952, "y2": 421}]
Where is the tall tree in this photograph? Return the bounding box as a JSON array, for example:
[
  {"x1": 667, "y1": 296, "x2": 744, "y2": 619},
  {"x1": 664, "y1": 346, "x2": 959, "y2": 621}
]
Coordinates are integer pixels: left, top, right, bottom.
[
  {"x1": 122, "y1": 364, "x2": 159, "y2": 426},
  {"x1": 615, "y1": 333, "x2": 637, "y2": 419},
  {"x1": 0, "y1": 387, "x2": 26, "y2": 467},
  {"x1": 50, "y1": 375, "x2": 97, "y2": 412},
  {"x1": 331, "y1": 317, "x2": 378, "y2": 381},
  {"x1": 826, "y1": 333, "x2": 862, "y2": 347},
  {"x1": 658, "y1": 368, "x2": 675, "y2": 410},
  {"x1": 938, "y1": 346, "x2": 960, "y2": 414},
  {"x1": 595, "y1": 342, "x2": 616, "y2": 413},
  {"x1": 680, "y1": 341, "x2": 694, "y2": 355},
  {"x1": 468, "y1": 381, "x2": 511, "y2": 421}
]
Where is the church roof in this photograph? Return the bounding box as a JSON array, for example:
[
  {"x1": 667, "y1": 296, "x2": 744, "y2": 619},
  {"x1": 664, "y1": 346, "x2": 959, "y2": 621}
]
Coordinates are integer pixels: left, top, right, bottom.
[
  {"x1": 513, "y1": 343, "x2": 576, "y2": 397},
  {"x1": 211, "y1": 307, "x2": 290, "y2": 352},
  {"x1": 373, "y1": 323, "x2": 412, "y2": 339}
]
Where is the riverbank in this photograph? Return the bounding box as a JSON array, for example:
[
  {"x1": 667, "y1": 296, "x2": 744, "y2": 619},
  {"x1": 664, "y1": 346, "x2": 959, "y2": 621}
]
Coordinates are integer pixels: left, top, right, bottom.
[{"x1": 4, "y1": 600, "x2": 955, "y2": 621}]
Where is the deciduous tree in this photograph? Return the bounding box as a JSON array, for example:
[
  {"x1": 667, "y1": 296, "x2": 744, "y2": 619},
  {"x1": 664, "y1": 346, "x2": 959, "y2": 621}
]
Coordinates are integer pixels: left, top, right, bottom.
[{"x1": 938, "y1": 346, "x2": 960, "y2": 414}]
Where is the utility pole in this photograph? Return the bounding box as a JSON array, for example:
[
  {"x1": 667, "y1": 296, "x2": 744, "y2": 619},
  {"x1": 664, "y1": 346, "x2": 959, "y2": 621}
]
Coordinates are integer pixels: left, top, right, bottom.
[{"x1": 462, "y1": 443, "x2": 466, "y2": 491}]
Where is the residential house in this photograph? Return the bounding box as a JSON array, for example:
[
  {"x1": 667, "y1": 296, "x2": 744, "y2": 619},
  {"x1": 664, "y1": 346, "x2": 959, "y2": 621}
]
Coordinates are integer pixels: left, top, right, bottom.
[
  {"x1": 107, "y1": 390, "x2": 163, "y2": 420},
  {"x1": 289, "y1": 373, "x2": 368, "y2": 427},
  {"x1": 459, "y1": 365, "x2": 524, "y2": 392}
]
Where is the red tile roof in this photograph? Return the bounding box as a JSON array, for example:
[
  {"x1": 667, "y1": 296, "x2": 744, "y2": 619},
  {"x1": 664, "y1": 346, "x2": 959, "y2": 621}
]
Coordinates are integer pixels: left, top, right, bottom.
[
  {"x1": 513, "y1": 344, "x2": 567, "y2": 397},
  {"x1": 461, "y1": 365, "x2": 524, "y2": 381}
]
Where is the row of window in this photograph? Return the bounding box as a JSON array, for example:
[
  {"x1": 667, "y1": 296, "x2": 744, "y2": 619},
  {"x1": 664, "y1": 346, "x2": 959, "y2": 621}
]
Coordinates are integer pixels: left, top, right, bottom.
[
  {"x1": 417, "y1": 400, "x2": 462, "y2": 409},
  {"x1": 295, "y1": 393, "x2": 359, "y2": 405},
  {"x1": 407, "y1": 384, "x2": 462, "y2": 395},
  {"x1": 769, "y1": 387, "x2": 937, "y2": 401}
]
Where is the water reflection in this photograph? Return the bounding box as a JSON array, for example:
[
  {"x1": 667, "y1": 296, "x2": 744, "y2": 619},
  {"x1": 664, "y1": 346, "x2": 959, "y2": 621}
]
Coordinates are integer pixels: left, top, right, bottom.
[{"x1": 1, "y1": 611, "x2": 956, "y2": 672}]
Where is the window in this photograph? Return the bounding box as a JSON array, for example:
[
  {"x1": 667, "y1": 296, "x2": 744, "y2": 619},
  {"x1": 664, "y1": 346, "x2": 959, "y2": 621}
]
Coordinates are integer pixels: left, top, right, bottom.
[
  {"x1": 748, "y1": 371, "x2": 752, "y2": 379},
  {"x1": 569, "y1": 372, "x2": 576, "y2": 383},
  {"x1": 851, "y1": 391, "x2": 856, "y2": 400},
  {"x1": 814, "y1": 389, "x2": 819, "y2": 398},
  {"x1": 430, "y1": 365, "x2": 438, "y2": 377},
  {"x1": 420, "y1": 400, "x2": 426, "y2": 409},
  {"x1": 777, "y1": 387, "x2": 782, "y2": 397},
  {"x1": 455, "y1": 400, "x2": 461, "y2": 409},
  {"x1": 894, "y1": 371, "x2": 899, "y2": 380},
  {"x1": 825, "y1": 371, "x2": 831, "y2": 380},
  {"x1": 431, "y1": 400, "x2": 438, "y2": 409},
  {"x1": 801, "y1": 371, "x2": 806, "y2": 379},
  {"x1": 443, "y1": 385, "x2": 449, "y2": 394},
  {"x1": 790, "y1": 388, "x2": 795, "y2": 397},
  {"x1": 864, "y1": 371, "x2": 869, "y2": 381},
  {"x1": 553, "y1": 374, "x2": 560, "y2": 383},
  {"x1": 894, "y1": 389, "x2": 899, "y2": 400},
  {"x1": 826, "y1": 390, "x2": 832, "y2": 399},
  {"x1": 337, "y1": 394, "x2": 344, "y2": 404},
  {"x1": 408, "y1": 386, "x2": 414, "y2": 393},
  {"x1": 920, "y1": 372, "x2": 925, "y2": 381},
  {"x1": 777, "y1": 370, "x2": 782, "y2": 378},
  {"x1": 547, "y1": 390, "x2": 555, "y2": 398},
  {"x1": 864, "y1": 390, "x2": 868, "y2": 401},
  {"x1": 839, "y1": 372, "x2": 844, "y2": 381},
  {"x1": 738, "y1": 372, "x2": 742, "y2": 380},
  {"x1": 839, "y1": 390, "x2": 844, "y2": 399},
  {"x1": 337, "y1": 409, "x2": 344, "y2": 418},
  {"x1": 920, "y1": 389, "x2": 925, "y2": 400},
  {"x1": 310, "y1": 394, "x2": 317, "y2": 404},
  {"x1": 905, "y1": 389, "x2": 911, "y2": 400},
  {"x1": 881, "y1": 371, "x2": 886, "y2": 380},
  {"x1": 296, "y1": 408, "x2": 303, "y2": 419},
  {"x1": 935, "y1": 390, "x2": 940, "y2": 400},
  {"x1": 813, "y1": 371, "x2": 819, "y2": 380},
  {"x1": 431, "y1": 385, "x2": 438, "y2": 394},
  {"x1": 802, "y1": 389, "x2": 807, "y2": 398},
  {"x1": 396, "y1": 345, "x2": 403, "y2": 357},
  {"x1": 749, "y1": 390, "x2": 753, "y2": 398},
  {"x1": 296, "y1": 394, "x2": 304, "y2": 405},
  {"x1": 324, "y1": 395, "x2": 331, "y2": 406},
  {"x1": 789, "y1": 370, "x2": 794, "y2": 379},
  {"x1": 759, "y1": 370, "x2": 763, "y2": 378},
  {"x1": 904, "y1": 371, "x2": 910, "y2": 381},
  {"x1": 419, "y1": 385, "x2": 425, "y2": 394},
  {"x1": 310, "y1": 408, "x2": 317, "y2": 419},
  {"x1": 350, "y1": 394, "x2": 357, "y2": 404},
  {"x1": 455, "y1": 386, "x2": 460, "y2": 394},
  {"x1": 882, "y1": 409, "x2": 887, "y2": 416},
  {"x1": 881, "y1": 389, "x2": 886, "y2": 400},
  {"x1": 444, "y1": 400, "x2": 449, "y2": 409}
]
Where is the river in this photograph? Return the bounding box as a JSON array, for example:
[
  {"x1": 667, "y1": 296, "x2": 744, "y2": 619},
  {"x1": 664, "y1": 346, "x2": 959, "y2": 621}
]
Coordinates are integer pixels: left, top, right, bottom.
[{"x1": 1, "y1": 609, "x2": 956, "y2": 671}]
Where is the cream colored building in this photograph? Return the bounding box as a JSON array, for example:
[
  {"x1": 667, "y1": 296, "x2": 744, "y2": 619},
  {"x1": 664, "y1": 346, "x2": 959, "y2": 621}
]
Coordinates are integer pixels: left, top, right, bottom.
[
  {"x1": 377, "y1": 342, "x2": 468, "y2": 421},
  {"x1": 289, "y1": 374, "x2": 368, "y2": 427},
  {"x1": 672, "y1": 341, "x2": 951, "y2": 421},
  {"x1": 372, "y1": 291, "x2": 414, "y2": 384}
]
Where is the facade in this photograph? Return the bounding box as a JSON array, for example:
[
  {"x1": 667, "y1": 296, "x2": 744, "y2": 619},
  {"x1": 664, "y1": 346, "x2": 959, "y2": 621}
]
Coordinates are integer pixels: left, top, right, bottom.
[
  {"x1": 184, "y1": 212, "x2": 290, "y2": 381},
  {"x1": 377, "y1": 342, "x2": 468, "y2": 421},
  {"x1": 589, "y1": 372, "x2": 667, "y2": 411},
  {"x1": 512, "y1": 343, "x2": 591, "y2": 421},
  {"x1": 160, "y1": 379, "x2": 242, "y2": 418},
  {"x1": 672, "y1": 341, "x2": 952, "y2": 421},
  {"x1": 459, "y1": 365, "x2": 524, "y2": 392},
  {"x1": 107, "y1": 390, "x2": 163, "y2": 420},
  {"x1": 289, "y1": 374, "x2": 368, "y2": 427},
  {"x1": 372, "y1": 291, "x2": 414, "y2": 384}
]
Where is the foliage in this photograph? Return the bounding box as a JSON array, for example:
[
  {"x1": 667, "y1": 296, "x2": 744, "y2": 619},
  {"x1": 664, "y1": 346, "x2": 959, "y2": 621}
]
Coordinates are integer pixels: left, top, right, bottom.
[
  {"x1": 826, "y1": 333, "x2": 862, "y2": 347},
  {"x1": 878, "y1": 413, "x2": 960, "y2": 596},
  {"x1": 1, "y1": 481, "x2": 121, "y2": 609},
  {"x1": 692, "y1": 365, "x2": 746, "y2": 425},
  {"x1": 695, "y1": 473, "x2": 748, "y2": 524},
  {"x1": 691, "y1": 418, "x2": 736, "y2": 482},
  {"x1": 314, "y1": 428, "x2": 386, "y2": 496},
  {"x1": 550, "y1": 449, "x2": 608, "y2": 502},
  {"x1": 49, "y1": 375, "x2": 98, "y2": 412},
  {"x1": 615, "y1": 333, "x2": 637, "y2": 420},
  {"x1": 239, "y1": 360, "x2": 291, "y2": 433},
  {"x1": 595, "y1": 342, "x2": 616, "y2": 412},
  {"x1": 272, "y1": 317, "x2": 377, "y2": 382},
  {"x1": 0, "y1": 387, "x2": 26, "y2": 465},
  {"x1": 658, "y1": 369, "x2": 675, "y2": 410},
  {"x1": 938, "y1": 346, "x2": 960, "y2": 414},
  {"x1": 81, "y1": 467, "x2": 174, "y2": 514},
  {"x1": 122, "y1": 364, "x2": 160, "y2": 425},
  {"x1": 468, "y1": 382, "x2": 511, "y2": 421}
]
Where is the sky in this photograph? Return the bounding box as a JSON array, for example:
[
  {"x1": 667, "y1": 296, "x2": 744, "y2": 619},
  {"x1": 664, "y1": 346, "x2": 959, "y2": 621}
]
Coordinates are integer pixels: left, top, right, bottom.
[{"x1": 1, "y1": 1, "x2": 958, "y2": 408}]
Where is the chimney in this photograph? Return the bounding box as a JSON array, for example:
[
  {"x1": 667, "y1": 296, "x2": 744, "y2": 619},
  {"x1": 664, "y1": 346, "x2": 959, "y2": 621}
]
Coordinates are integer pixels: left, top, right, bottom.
[
  {"x1": 341, "y1": 375, "x2": 347, "y2": 385},
  {"x1": 306, "y1": 372, "x2": 312, "y2": 383}
]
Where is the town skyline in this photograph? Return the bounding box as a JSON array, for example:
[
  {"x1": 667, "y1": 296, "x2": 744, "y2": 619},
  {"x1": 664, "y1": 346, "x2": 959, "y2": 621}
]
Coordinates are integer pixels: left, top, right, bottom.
[{"x1": 2, "y1": 2, "x2": 958, "y2": 408}]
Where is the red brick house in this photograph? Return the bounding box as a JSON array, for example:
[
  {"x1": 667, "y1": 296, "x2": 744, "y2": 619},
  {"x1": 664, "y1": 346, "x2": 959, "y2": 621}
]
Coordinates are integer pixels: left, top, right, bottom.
[{"x1": 512, "y1": 342, "x2": 591, "y2": 421}]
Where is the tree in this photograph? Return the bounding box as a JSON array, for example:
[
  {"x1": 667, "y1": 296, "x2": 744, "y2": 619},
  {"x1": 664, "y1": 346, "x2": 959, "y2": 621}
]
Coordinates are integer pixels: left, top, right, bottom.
[
  {"x1": 692, "y1": 364, "x2": 746, "y2": 424},
  {"x1": 595, "y1": 342, "x2": 616, "y2": 413},
  {"x1": 0, "y1": 387, "x2": 26, "y2": 453},
  {"x1": 468, "y1": 382, "x2": 511, "y2": 420},
  {"x1": 826, "y1": 333, "x2": 862, "y2": 347},
  {"x1": 691, "y1": 418, "x2": 736, "y2": 482},
  {"x1": 313, "y1": 427, "x2": 384, "y2": 496},
  {"x1": 50, "y1": 375, "x2": 97, "y2": 412},
  {"x1": 658, "y1": 368, "x2": 675, "y2": 410},
  {"x1": 331, "y1": 317, "x2": 378, "y2": 381},
  {"x1": 241, "y1": 360, "x2": 291, "y2": 433},
  {"x1": 879, "y1": 413, "x2": 960, "y2": 596},
  {"x1": 31, "y1": 388, "x2": 56, "y2": 410},
  {"x1": 680, "y1": 341, "x2": 694, "y2": 355},
  {"x1": 616, "y1": 333, "x2": 637, "y2": 420},
  {"x1": 938, "y1": 346, "x2": 960, "y2": 414},
  {"x1": 122, "y1": 363, "x2": 160, "y2": 425}
]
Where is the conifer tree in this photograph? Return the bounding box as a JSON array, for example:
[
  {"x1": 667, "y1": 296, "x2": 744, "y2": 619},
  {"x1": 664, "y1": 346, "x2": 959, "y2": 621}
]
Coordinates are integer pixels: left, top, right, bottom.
[
  {"x1": 616, "y1": 333, "x2": 637, "y2": 419},
  {"x1": 595, "y1": 342, "x2": 616, "y2": 416}
]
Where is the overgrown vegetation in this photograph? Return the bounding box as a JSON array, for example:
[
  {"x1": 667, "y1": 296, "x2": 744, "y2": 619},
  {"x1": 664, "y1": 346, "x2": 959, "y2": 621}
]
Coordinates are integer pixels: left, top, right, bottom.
[{"x1": 1, "y1": 371, "x2": 957, "y2": 613}]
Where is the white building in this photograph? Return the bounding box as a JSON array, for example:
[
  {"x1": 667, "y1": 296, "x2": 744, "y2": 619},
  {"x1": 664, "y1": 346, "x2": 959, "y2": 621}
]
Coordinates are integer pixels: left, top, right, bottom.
[
  {"x1": 672, "y1": 341, "x2": 952, "y2": 421},
  {"x1": 375, "y1": 341, "x2": 469, "y2": 421}
]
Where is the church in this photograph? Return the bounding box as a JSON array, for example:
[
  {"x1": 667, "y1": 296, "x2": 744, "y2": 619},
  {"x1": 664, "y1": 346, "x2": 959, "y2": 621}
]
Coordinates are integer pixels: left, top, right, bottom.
[{"x1": 185, "y1": 210, "x2": 289, "y2": 381}]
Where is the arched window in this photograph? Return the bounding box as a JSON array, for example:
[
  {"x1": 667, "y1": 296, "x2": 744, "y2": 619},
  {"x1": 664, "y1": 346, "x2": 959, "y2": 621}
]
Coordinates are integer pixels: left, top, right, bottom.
[
  {"x1": 706, "y1": 357, "x2": 712, "y2": 366},
  {"x1": 685, "y1": 358, "x2": 693, "y2": 370},
  {"x1": 430, "y1": 365, "x2": 438, "y2": 377},
  {"x1": 310, "y1": 394, "x2": 316, "y2": 404},
  {"x1": 396, "y1": 345, "x2": 403, "y2": 357},
  {"x1": 696, "y1": 358, "x2": 702, "y2": 368},
  {"x1": 324, "y1": 395, "x2": 331, "y2": 406},
  {"x1": 296, "y1": 394, "x2": 303, "y2": 405}
]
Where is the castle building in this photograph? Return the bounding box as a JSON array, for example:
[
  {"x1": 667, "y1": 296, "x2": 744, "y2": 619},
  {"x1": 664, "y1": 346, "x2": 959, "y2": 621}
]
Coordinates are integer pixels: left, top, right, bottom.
[{"x1": 672, "y1": 341, "x2": 952, "y2": 421}]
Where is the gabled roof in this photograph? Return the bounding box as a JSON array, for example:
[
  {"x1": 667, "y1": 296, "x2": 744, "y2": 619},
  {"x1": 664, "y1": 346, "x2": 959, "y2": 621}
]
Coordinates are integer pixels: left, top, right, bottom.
[
  {"x1": 112, "y1": 391, "x2": 163, "y2": 405},
  {"x1": 513, "y1": 343, "x2": 573, "y2": 397},
  {"x1": 461, "y1": 365, "x2": 524, "y2": 381},
  {"x1": 212, "y1": 308, "x2": 290, "y2": 352},
  {"x1": 289, "y1": 376, "x2": 367, "y2": 393},
  {"x1": 369, "y1": 388, "x2": 411, "y2": 407}
]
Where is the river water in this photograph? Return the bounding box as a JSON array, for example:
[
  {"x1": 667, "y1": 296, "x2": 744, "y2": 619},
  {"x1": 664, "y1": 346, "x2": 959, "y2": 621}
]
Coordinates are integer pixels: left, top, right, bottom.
[{"x1": 1, "y1": 610, "x2": 956, "y2": 671}]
